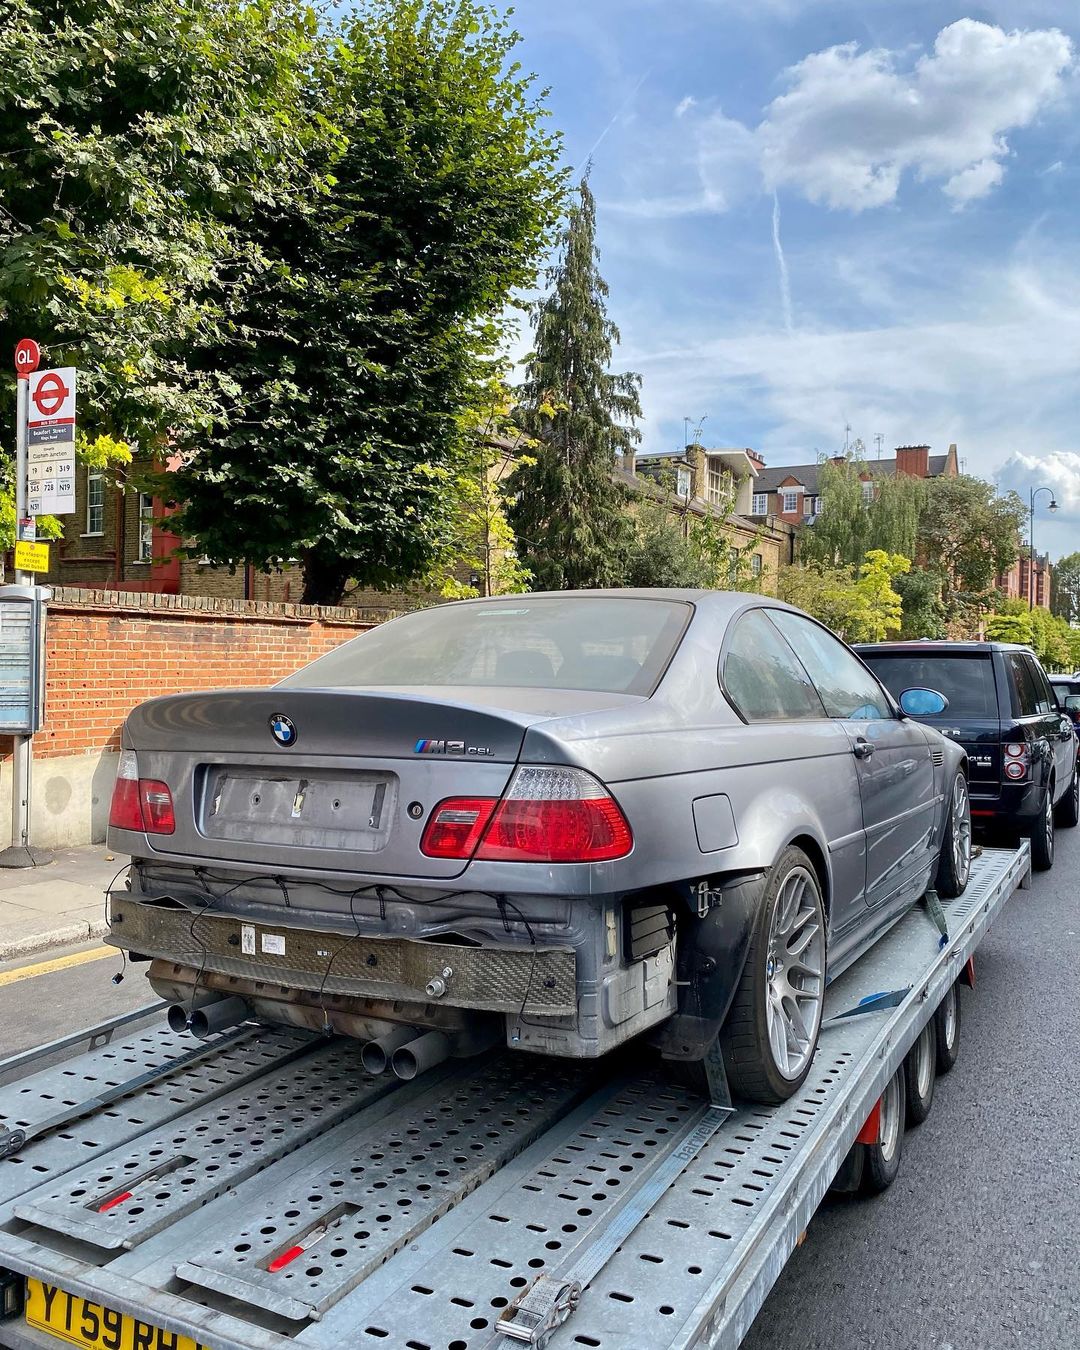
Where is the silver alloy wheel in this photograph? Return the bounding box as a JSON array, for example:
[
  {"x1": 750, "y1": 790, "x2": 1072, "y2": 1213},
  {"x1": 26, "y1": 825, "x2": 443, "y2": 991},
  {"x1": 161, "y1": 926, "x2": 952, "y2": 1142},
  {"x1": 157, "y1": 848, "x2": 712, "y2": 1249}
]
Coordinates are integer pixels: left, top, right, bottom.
[
  {"x1": 951, "y1": 775, "x2": 971, "y2": 885},
  {"x1": 1044, "y1": 787, "x2": 1055, "y2": 862},
  {"x1": 915, "y1": 1024, "x2": 934, "y2": 1099},
  {"x1": 879, "y1": 1071, "x2": 903, "y2": 1163},
  {"x1": 764, "y1": 865, "x2": 825, "y2": 1081},
  {"x1": 942, "y1": 986, "x2": 958, "y2": 1050}
]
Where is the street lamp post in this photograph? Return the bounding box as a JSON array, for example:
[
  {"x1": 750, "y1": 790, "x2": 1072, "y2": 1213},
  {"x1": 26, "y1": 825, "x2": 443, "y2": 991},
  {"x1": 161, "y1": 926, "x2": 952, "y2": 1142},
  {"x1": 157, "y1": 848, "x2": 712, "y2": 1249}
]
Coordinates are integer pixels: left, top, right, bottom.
[{"x1": 1028, "y1": 486, "x2": 1058, "y2": 609}]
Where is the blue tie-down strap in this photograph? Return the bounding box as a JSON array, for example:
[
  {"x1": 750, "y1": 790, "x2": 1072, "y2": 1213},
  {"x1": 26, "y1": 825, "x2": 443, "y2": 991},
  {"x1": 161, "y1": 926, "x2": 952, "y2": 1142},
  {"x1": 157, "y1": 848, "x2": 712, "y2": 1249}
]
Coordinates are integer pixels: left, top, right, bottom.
[
  {"x1": 821, "y1": 986, "x2": 912, "y2": 1029},
  {"x1": 922, "y1": 888, "x2": 950, "y2": 948}
]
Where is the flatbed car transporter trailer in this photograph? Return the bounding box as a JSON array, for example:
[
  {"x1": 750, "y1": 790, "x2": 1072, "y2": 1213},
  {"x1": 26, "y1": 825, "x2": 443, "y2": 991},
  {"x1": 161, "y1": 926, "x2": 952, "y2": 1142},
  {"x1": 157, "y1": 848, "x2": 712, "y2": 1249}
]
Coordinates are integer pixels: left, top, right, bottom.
[{"x1": 0, "y1": 844, "x2": 1029, "y2": 1350}]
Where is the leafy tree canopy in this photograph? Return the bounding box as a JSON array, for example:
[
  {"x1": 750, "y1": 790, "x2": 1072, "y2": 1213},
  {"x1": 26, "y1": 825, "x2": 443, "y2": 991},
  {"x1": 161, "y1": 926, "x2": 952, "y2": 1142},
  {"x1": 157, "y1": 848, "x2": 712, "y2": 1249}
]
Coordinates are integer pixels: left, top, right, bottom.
[
  {"x1": 166, "y1": 0, "x2": 566, "y2": 605},
  {"x1": 0, "y1": 0, "x2": 321, "y2": 544},
  {"x1": 1052, "y1": 551, "x2": 1080, "y2": 625},
  {"x1": 916, "y1": 475, "x2": 1025, "y2": 618}
]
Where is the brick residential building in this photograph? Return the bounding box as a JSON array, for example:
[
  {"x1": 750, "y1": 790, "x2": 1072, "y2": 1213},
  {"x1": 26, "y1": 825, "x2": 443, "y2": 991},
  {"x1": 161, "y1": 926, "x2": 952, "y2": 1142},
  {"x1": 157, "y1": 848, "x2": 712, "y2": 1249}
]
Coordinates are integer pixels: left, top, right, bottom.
[{"x1": 747, "y1": 444, "x2": 960, "y2": 527}]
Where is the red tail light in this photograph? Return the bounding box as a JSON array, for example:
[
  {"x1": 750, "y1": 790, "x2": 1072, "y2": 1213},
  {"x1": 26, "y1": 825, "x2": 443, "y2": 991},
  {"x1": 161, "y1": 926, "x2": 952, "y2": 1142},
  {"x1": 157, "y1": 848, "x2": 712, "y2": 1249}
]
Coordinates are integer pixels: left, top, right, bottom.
[
  {"x1": 420, "y1": 768, "x2": 633, "y2": 863},
  {"x1": 420, "y1": 798, "x2": 498, "y2": 858},
  {"x1": 1003, "y1": 741, "x2": 1030, "y2": 782},
  {"x1": 108, "y1": 751, "x2": 176, "y2": 835}
]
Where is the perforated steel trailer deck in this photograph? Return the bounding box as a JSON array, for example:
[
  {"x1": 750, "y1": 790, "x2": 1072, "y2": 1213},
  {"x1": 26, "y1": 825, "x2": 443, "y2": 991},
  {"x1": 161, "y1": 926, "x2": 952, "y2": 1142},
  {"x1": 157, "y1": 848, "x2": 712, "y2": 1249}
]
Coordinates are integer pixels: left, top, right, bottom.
[{"x1": 0, "y1": 845, "x2": 1028, "y2": 1350}]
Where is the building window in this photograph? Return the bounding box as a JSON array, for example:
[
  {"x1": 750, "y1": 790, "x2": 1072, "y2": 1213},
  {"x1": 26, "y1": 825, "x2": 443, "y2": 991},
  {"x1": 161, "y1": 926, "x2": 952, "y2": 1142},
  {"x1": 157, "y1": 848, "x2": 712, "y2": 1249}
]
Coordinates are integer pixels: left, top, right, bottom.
[
  {"x1": 751, "y1": 492, "x2": 768, "y2": 515},
  {"x1": 751, "y1": 552, "x2": 763, "y2": 577},
  {"x1": 138, "y1": 494, "x2": 154, "y2": 562},
  {"x1": 86, "y1": 469, "x2": 105, "y2": 535},
  {"x1": 707, "y1": 460, "x2": 728, "y2": 508},
  {"x1": 676, "y1": 466, "x2": 691, "y2": 499},
  {"x1": 803, "y1": 495, "x2": 816, "y2": 517},
  {"x1": 860, "y1": 480, "x2": 874, "y2": 503},
  {"x1": 782, "y1": 490, "x2": 799, "y2": 513}
]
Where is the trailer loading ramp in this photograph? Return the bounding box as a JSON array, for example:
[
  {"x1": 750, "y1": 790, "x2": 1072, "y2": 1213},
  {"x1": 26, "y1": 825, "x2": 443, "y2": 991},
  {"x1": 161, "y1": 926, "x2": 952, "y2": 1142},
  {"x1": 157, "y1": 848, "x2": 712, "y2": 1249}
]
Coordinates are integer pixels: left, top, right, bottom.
[{"x1": 0, "y1": 844, "x2": 1028, "y2": 1350}]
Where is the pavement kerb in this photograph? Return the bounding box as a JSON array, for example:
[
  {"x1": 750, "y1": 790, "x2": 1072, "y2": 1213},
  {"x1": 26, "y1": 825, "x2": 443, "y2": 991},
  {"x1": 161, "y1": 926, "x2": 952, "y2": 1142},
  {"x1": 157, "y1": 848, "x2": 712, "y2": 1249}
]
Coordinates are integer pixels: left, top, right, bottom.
[{"x1": 0, "y1": 918, "x2": 110, "y2": 964}]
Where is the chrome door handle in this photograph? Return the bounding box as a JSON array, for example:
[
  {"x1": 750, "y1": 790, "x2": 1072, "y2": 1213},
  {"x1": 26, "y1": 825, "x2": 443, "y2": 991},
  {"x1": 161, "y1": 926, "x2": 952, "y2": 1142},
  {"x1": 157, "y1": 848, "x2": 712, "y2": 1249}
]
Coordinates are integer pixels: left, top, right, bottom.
[{"x1": 853, "y1": 738, "x2": 875, "y2": 759}]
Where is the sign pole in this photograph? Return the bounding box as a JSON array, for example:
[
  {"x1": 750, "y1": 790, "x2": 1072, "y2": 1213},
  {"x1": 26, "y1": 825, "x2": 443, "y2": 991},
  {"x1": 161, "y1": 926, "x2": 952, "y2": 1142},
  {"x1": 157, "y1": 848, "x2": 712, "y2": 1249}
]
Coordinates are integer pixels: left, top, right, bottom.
[{"x1": 11, "y1": 375, "x2": 32, "y2": 860}]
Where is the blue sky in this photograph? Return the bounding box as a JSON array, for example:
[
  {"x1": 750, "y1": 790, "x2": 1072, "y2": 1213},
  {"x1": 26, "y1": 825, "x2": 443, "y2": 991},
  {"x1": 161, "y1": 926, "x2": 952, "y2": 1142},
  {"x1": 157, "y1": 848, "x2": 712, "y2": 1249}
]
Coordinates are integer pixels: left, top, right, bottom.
[{"x1": 510, "y1": 0, "x2": 1080, "y2": 558}]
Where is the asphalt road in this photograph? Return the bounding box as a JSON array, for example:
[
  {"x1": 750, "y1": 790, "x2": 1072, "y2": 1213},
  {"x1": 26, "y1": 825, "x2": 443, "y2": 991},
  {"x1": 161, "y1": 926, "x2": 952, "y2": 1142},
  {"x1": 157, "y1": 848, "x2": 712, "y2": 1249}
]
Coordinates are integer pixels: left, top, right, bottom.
[{"x1": 0, "y1": 834, "x2": 1075, "y2": 1349}]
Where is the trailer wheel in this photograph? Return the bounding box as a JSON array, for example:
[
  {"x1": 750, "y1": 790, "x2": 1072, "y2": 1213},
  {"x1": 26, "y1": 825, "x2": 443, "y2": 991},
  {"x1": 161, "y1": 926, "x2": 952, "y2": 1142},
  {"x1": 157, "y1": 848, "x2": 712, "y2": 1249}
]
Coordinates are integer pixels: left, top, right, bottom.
[
  {"x1": 903, "y1": 1023, "x2": 936, "y2": 1126},
  {"x1": 861, "y1": 1069, "x2": 906, "y2": 1194},
  {"x1": 934, "y1": 981, "x2": 962, "y2": 1074}
]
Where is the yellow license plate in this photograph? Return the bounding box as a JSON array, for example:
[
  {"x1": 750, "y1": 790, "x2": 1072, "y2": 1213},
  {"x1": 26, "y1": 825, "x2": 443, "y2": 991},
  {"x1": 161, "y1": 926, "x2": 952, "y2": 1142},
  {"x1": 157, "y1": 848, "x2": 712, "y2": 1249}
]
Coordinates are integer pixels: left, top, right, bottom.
[{"x1": 25, "y1": 1279, "x2": 210, "y2": 1350}]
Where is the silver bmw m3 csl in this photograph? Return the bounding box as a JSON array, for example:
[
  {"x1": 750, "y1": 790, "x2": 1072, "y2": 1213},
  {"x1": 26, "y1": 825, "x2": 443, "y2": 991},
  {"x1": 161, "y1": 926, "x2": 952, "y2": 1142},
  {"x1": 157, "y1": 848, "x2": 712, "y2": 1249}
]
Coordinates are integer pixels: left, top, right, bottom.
[{"x1": 106, "y1": 590, "x2": 970, "y2": 1103}]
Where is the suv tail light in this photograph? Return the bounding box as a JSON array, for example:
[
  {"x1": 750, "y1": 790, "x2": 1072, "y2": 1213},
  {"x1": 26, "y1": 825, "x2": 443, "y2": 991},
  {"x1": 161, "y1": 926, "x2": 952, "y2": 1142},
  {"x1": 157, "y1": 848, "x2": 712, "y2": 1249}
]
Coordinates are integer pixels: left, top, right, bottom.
[
  {"x1": 420, "y1": 767, "x2": 634, "y2": 863},
  {"x1": 108, "y1": 751, "x2": 176, "y2": 835},
  {"x1": 1003, "y1": 741, "x2": 1030, "y2": 781}
]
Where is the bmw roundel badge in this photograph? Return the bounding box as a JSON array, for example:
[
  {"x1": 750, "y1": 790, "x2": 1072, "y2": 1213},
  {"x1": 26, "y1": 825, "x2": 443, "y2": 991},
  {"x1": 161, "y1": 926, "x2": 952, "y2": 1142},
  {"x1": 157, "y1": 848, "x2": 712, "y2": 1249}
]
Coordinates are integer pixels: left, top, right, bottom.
[{"x1": 269, "y1": 714, "x2": 297, "y2": 747}]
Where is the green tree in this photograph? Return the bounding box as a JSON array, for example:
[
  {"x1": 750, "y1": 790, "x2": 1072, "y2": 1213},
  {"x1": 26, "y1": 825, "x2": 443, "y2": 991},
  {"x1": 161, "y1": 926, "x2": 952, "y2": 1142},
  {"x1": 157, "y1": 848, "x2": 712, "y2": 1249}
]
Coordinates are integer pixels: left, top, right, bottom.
[
  {"x1": 868, "y1": 473, "x2": 925, "y2": 560},
  {"x1": 849, "y1": 550, "x2": 910, "y2": 642},
  {"x1": 799, "y1": 453, "x2": 870, "y2": 568},
  {"x1": 1052, "y1": 552, "x2": 1080, "y2": 624},
  {"x1": 167, "y1": 0, "x2": 565, "y2": 605},
  {"x1": 985, "y1": 610, "x2": 1034, "y2": 646},
  {"x1": 508, "y1": 175, "x2": 640, "y2": 590},
  {"x1": 917, "y1": 476, "x2": 1026, "y2": 623},
  {"x1": 0, "y1": 0, "x2": 320, "y2": 544},
  {"x1": 896, "y1": 567, "x2": 946, "y2": 639}
]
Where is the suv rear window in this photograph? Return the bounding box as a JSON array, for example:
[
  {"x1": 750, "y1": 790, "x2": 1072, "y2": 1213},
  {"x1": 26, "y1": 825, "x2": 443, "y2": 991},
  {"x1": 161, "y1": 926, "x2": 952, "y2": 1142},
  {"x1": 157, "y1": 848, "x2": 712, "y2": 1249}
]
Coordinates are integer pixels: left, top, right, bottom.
[{"x1": 859, "y1": 653, "x2": 997, "y2": 719}]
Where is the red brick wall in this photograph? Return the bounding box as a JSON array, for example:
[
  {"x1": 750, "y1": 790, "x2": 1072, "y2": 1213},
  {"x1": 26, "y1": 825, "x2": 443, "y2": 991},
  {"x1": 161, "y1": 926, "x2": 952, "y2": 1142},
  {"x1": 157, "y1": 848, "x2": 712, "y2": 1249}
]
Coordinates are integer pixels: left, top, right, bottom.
[{"x1": 5, "y1": 588, "x2": 390, "y2": 762}]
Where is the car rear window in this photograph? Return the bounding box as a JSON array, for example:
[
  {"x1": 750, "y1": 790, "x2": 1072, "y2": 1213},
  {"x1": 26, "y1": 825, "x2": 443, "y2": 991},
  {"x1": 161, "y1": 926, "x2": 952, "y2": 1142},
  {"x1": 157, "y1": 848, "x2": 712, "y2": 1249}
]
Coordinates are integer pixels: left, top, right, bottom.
[
  {"x1": 859, "y1": 653, "x2": 998, "y2": 719},
  {"x1": 281, "y1": 597, "x2": 692, "y2": 696}
]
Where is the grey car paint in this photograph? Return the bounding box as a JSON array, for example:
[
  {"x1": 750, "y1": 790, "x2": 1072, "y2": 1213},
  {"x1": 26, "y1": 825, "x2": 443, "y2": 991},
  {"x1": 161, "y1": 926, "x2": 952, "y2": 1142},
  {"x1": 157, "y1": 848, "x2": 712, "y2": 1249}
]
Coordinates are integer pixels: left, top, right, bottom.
[{"x1": 108, "y1": 590, "x2": 966, "y2": 1061}]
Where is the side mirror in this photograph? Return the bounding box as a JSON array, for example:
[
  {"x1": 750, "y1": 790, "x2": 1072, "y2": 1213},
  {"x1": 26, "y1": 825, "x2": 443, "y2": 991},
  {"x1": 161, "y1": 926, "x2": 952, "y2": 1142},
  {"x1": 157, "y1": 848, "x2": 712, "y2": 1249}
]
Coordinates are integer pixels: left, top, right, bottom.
[
  {"x1": 1064, "y1": 695, "x2": 1080, "y2": 713},
  {"x1": 899, "y1": 687, "x2": 948, "y2": 716}
]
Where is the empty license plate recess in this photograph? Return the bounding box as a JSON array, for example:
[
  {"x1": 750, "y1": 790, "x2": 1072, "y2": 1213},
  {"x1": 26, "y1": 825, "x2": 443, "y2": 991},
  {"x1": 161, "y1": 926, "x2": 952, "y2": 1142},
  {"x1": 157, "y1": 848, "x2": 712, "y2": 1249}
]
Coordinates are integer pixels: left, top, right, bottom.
[{"x1": 200, "y1": 766, "x2": 397, "y2": 851}]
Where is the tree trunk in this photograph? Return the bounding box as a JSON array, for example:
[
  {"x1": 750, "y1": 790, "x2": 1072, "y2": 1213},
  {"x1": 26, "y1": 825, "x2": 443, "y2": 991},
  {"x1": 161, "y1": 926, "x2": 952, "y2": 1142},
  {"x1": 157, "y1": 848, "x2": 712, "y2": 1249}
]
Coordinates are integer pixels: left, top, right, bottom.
[{"x1": 301, "y1": 550, "x2": 352, "y2": 607}]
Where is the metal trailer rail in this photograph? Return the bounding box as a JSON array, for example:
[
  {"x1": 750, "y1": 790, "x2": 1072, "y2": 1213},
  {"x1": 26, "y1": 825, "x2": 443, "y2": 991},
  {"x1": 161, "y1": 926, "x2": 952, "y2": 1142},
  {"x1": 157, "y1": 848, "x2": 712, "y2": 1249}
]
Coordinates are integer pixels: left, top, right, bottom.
[{"x1": 0, "y1": 845, "x2": 1028, "y2": 1350}]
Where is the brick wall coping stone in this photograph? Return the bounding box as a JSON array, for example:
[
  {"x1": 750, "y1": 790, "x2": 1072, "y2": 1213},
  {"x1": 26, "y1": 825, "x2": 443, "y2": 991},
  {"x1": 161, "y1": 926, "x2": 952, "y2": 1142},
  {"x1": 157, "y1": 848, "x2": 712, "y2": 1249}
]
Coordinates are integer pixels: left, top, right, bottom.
[{"x1": 47, "y1": 587, "x2": 398, "y2": 628}]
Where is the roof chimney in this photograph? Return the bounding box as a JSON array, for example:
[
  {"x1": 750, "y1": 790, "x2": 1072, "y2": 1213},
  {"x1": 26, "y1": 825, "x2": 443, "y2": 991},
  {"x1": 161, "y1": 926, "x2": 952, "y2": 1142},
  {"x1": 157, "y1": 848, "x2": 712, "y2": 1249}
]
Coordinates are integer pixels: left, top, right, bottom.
[{"x1": 895, "y1": 445, "x2": 930, "y2": 478}]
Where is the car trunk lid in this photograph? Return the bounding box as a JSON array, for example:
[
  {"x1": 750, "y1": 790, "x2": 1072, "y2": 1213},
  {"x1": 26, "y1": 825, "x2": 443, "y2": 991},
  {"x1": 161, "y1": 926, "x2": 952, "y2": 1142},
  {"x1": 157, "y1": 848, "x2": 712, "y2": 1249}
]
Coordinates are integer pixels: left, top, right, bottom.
[{"x1": 122, "y1": 686, "x2": 639, "y2": 880}]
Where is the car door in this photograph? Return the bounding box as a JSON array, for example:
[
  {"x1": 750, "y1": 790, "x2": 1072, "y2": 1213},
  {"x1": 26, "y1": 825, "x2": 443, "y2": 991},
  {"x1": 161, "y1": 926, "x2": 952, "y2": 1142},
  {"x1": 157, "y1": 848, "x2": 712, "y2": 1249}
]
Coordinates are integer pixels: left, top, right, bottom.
[
  {"x1": 770, "y1": 611, "x2": 938, "y2": 911},
  {"x1": 1024, "y1": 654, "x2": 1075, "y2": 798}
]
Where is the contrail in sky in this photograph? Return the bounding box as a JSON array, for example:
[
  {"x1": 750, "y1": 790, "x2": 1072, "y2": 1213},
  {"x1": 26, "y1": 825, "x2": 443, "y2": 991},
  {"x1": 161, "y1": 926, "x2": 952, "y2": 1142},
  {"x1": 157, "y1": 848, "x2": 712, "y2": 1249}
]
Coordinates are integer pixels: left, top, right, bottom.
[
  {"x1": 772, "y1": 192, "x2": 794, "y2": 335},
  {"x1": 584, "y1": 68, "x2": 653, "y2": 163}
]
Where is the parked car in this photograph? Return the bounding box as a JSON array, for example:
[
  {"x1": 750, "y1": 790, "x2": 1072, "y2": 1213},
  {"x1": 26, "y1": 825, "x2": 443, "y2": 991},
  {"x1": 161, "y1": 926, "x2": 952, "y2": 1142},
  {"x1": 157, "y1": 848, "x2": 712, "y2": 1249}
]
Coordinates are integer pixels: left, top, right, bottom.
[
  {"x1": 854, "y1": 641, "x2": 1079, "y2": 871},
  {"x1": 1049, "y1": 675, "x2": 1080, "y2": 743},
  {"x1": 107, "y1": 592, "x2": 970, "y2": 1105}
]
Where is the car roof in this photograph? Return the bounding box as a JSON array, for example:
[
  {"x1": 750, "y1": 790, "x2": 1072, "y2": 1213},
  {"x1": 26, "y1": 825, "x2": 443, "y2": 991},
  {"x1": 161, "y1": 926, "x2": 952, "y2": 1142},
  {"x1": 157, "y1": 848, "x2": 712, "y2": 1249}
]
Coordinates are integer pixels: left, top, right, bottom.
[
  {"x1": 424, "y1": 589, "x2": 799, "y2": 622},
  {"x1": 853, "y1": 640, "x2": 1034, "y2": 654}
]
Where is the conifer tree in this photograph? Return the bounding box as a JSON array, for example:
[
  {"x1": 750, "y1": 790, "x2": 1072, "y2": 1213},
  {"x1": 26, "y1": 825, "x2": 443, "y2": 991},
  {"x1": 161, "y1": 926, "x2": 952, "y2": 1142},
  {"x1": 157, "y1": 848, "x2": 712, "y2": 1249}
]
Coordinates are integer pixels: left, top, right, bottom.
[{"x1": 509, "y1": 176, "x2": 641, "y2": 590}]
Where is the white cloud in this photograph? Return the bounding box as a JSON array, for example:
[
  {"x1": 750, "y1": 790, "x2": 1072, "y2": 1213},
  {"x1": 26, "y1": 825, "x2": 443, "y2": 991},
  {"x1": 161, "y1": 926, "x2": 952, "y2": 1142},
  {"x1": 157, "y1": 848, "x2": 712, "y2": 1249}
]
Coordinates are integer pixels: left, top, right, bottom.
[
  {"x1": 675, "y1": 96, "x2": 697, "y2": 118},
  {"x1": 757, "y1": 20, "x2": 1073, "y2": 210},
  {"x1": 997, "y1": 451, "x2": 1080, "y2": 515}
]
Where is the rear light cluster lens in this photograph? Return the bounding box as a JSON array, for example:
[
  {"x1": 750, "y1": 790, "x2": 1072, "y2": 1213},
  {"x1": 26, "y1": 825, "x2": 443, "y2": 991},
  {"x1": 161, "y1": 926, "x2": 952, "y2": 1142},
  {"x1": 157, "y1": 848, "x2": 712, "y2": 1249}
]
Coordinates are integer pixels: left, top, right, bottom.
[
  {"x1": 108, "y1": 751, "x2": 176, "y2": 835},
  {"x1": 1003, "y1": 742, "x2": 1030, "y2": 782},
  {"x1": 420, "y1": 766, "x2": 633, "y2": 863}
]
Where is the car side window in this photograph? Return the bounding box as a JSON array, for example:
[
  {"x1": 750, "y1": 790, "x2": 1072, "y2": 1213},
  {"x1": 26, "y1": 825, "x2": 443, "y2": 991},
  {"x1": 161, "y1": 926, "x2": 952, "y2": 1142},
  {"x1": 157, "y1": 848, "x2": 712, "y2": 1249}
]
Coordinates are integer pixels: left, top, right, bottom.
[
  {"x1": 721, "y1": 610, "x2": 826, "y2": 722},
  {"x1": 1005, "y1": 653, "x2": 1039, "y2": 717},
  {"x1": 769, "y1": 610, "x2": 893, "y2": 721},
  {"x1": 1023, "y1": 656, "x2": 1056, "y2": 715}
]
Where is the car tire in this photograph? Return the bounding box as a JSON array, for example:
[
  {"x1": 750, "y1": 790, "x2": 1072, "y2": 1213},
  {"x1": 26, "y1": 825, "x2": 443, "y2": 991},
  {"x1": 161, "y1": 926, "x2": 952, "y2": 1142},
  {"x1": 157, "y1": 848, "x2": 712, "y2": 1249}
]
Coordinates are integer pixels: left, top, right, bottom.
[
  {"x1": 861, "y1": 1069, "x2": 906, "y2": 1194},
  {"x1": 934, "y1": 980, "x2": 961, "y2": 1074},
  {"x1": 1029, "y1": 783, "x2": 1055, "y2": 871},
  {"x1": 720, "y1": 846, "x2": 827, "y2": 1105},
  {"x1": 1054, "y1": 764, "x2": 1079, "y2": 829},
  {"x1": 935, "y1": 771, "x2": 971, "y2": 899},
  {"x1": 903, "y1": 1023, "x2": 936, "y2": 1126}
]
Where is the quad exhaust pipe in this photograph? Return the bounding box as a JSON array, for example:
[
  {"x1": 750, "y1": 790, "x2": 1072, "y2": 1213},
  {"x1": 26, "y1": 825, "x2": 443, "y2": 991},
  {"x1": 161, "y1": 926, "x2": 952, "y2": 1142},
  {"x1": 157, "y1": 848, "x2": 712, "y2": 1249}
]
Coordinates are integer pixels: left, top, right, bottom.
[{"x1": 166, "y1": 993, "x2": 249, "y2": 1039}]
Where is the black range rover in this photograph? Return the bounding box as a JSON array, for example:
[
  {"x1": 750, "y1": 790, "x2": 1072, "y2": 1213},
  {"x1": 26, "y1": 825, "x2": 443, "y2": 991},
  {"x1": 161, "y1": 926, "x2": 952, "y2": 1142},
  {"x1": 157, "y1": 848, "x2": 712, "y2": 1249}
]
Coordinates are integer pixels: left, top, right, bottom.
[{"x1": 854, "y1": 641, "x2": 1079, "y2": 871}]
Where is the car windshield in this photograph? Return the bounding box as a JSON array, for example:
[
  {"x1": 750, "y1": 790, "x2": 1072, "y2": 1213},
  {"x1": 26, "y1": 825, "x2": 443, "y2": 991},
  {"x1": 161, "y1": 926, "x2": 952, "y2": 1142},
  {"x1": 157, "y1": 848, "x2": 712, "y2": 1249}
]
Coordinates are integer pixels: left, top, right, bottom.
[
  {"x1": 281, "y1": 597, "x2": 692, "y2": 696},
  {"x1": 860, "y1": 653, "x2": 997, "y2": 719}
]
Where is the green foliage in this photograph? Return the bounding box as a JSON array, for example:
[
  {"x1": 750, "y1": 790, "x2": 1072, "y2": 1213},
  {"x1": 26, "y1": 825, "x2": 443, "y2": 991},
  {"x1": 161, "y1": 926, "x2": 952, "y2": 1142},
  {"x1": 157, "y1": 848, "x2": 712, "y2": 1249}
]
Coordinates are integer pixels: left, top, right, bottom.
[
  {"x1": 159, "y1": 0, "x2": 566, "y2": 605},
  {"x1": 1052, "y1": 552, "x2": 1080, "y2": 624},
  {"x1": 0, "y1": 0, "x2": 321, "y2": 535},
  {"x1": 779, "y1": 550, "x2": 908, "y2": 642},
  {"x1": 869, "y1": 473, "x2": 925, "y2": 560},
  {"x1": 984, "y1": 599, "x2": 1079, "y2": 670},
  {"x1": 917, "y1": 476, "x2": 1026, "y2": 621},
  {"x1": 508, "y1": 175, "x2": 640, "y2": 590},
  {"x1": 798, "y1": 454, "x2": 869, "y2": 568},
  {"x1": 895, "y1": 567, "x2": 946, "y2": 639},
  {"x1": 985, "y1": 609, "x2": 1034, "y2": 646}
]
